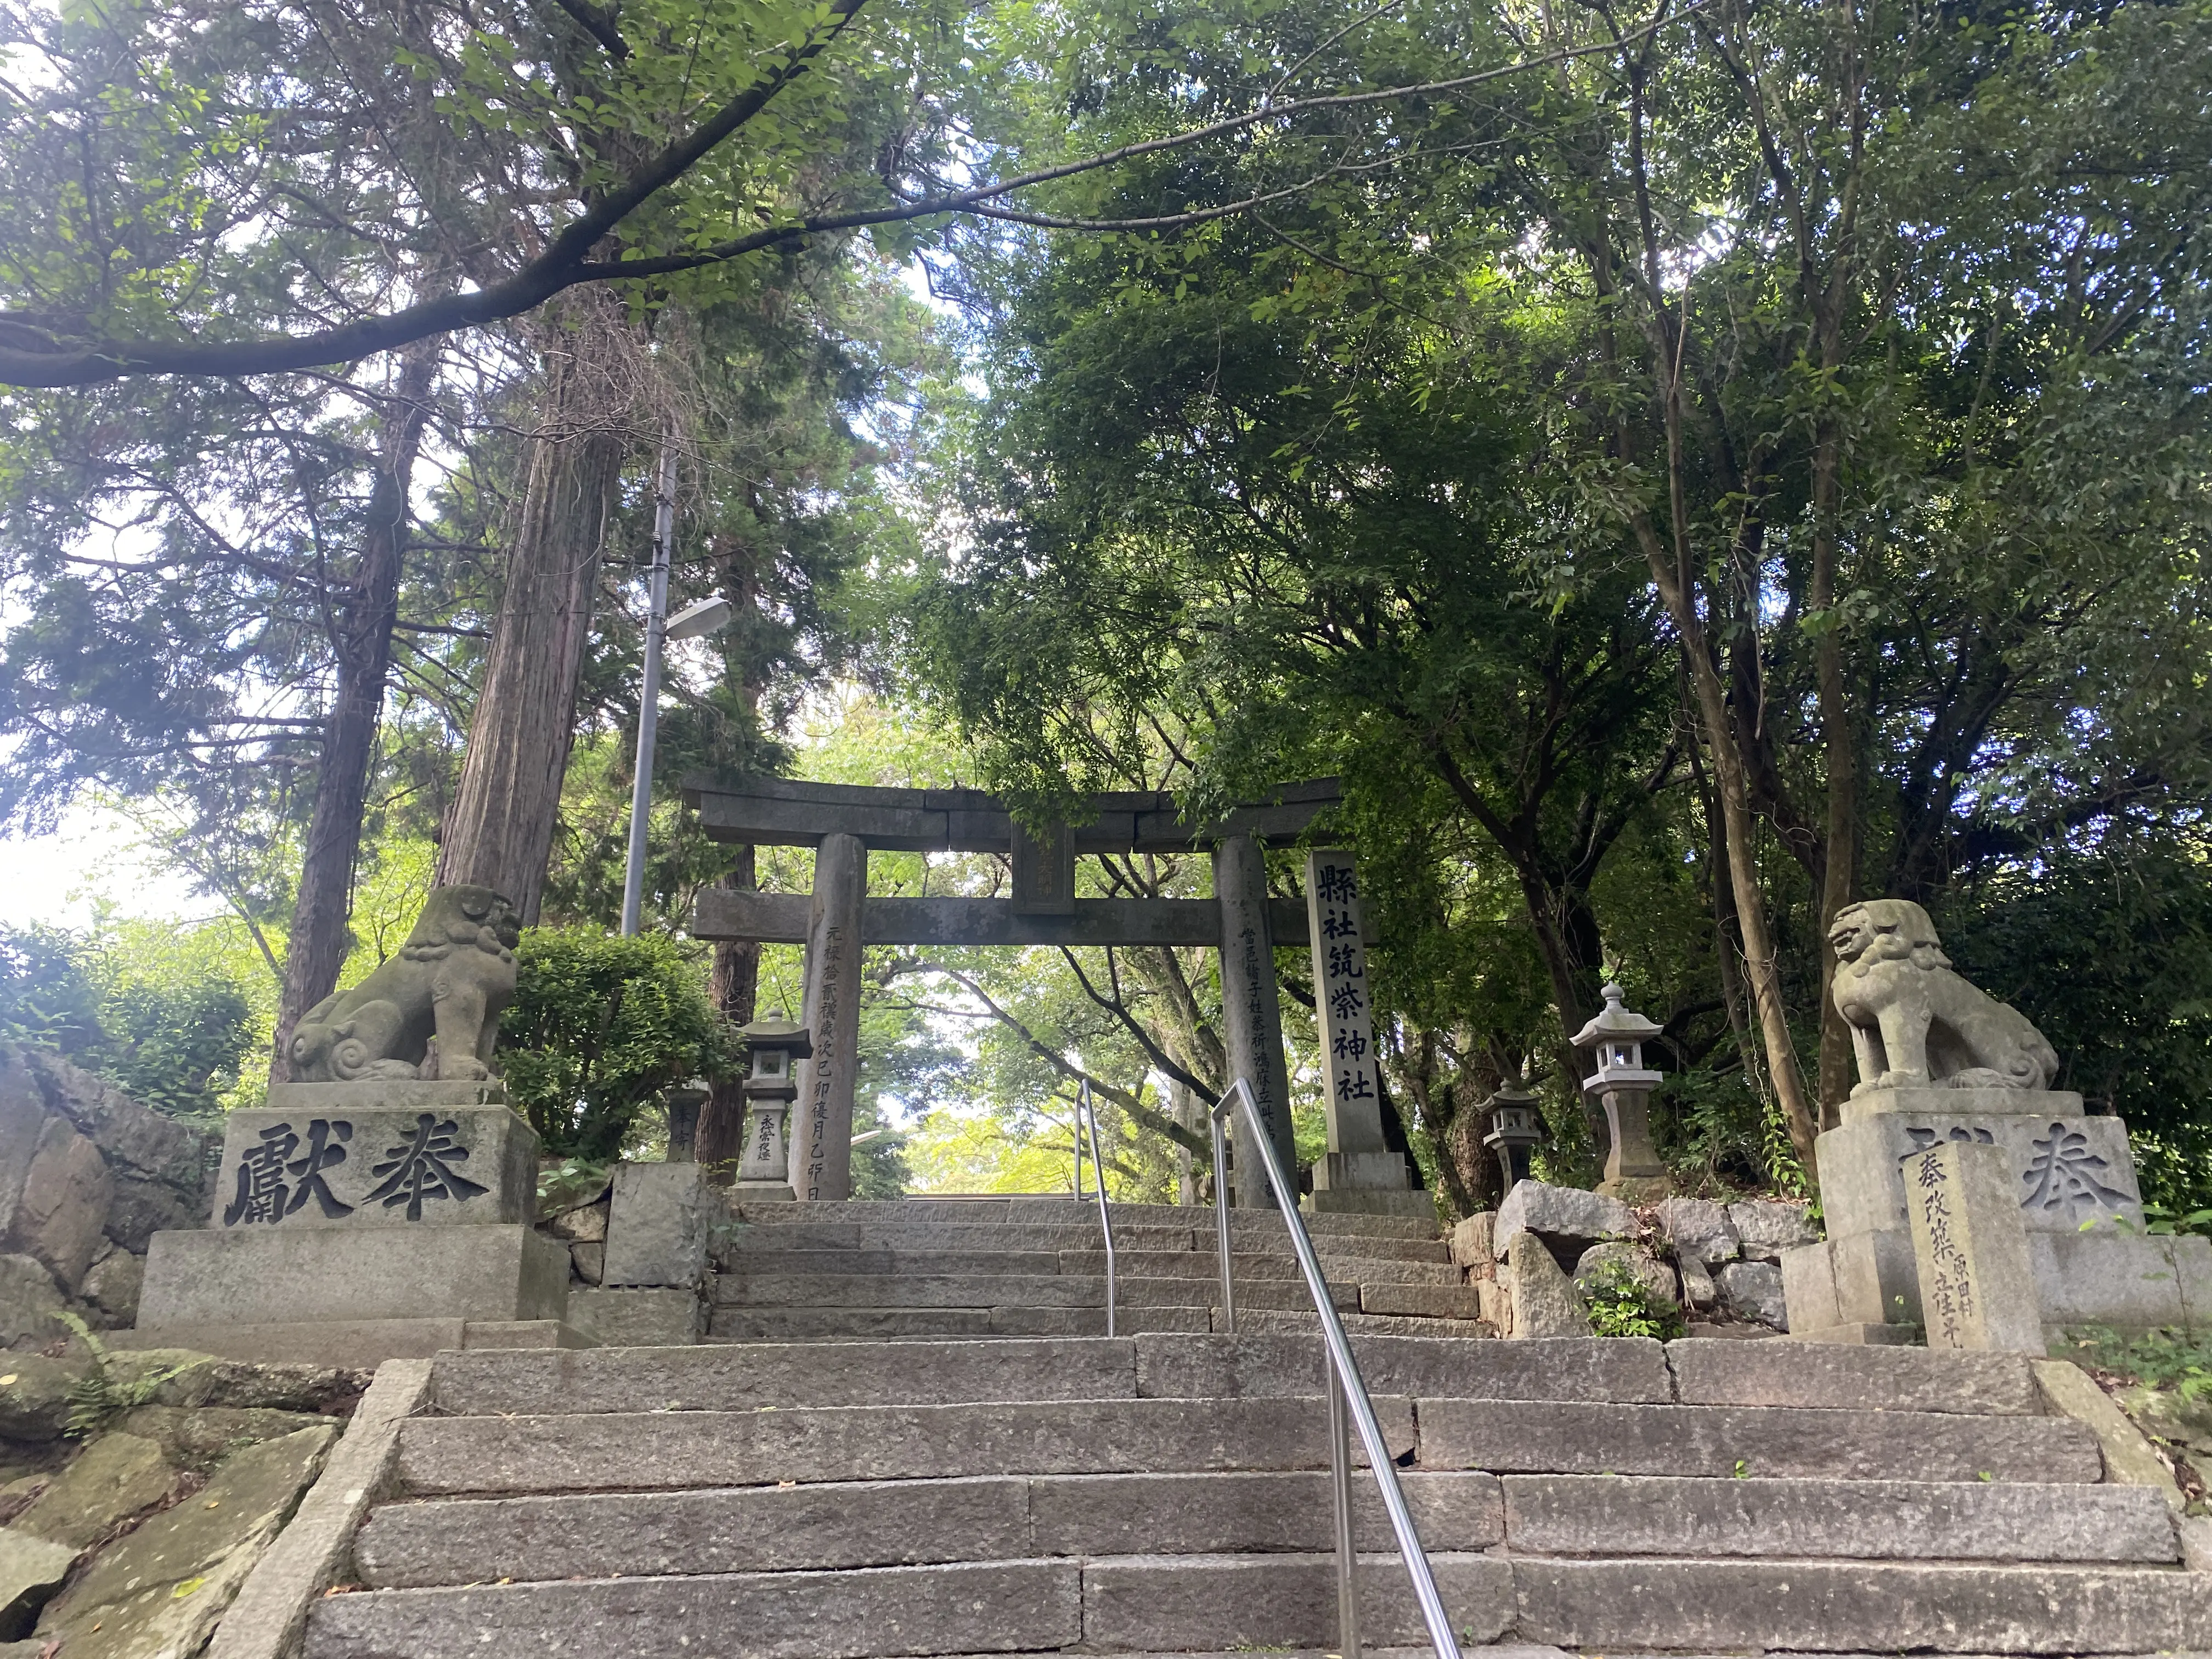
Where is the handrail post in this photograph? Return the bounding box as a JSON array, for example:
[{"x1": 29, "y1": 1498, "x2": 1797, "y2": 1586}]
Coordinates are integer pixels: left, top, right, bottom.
[
  {"x1": 1210, "y1": 1104, "x2": 1235, "y2": 1334},
  {"x1": 1329, "y1": 1367, "x2": 1361, "y2": 1659},
  {"x1": 1210, "y1": 1078, "x2": 1463, "y2": 1659},
  {"x1": 1077, "y1": 1081, "x2": 1116, "y2": 1339}
]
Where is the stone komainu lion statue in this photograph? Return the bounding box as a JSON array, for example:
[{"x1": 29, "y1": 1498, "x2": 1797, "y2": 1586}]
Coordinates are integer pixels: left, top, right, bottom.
[
  {"x1": 1829, "y1": 898, "x2": 2058, "y2": 1097},
  {"x1": 288, "y1": 885, "x2": 522, "y2": 1083}
]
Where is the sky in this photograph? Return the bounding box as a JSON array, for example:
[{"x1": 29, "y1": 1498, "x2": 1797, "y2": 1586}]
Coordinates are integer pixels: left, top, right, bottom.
[{"x1": 0, "y1": 809, "x2": 205, "y2": 930}]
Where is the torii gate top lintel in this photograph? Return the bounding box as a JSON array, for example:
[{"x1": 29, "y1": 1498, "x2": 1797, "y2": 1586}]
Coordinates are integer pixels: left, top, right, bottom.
[{"x1": 678, "y1": 773, "x2": 1344, "y2": 854}]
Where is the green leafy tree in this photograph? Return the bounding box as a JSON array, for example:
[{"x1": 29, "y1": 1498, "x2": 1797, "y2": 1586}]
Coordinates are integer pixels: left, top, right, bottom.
[{"x1": 498, "y1": 928, "x2": 737, "y2": 1160}]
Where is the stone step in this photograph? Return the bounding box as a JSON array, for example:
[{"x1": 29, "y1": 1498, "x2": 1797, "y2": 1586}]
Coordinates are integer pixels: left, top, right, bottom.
[
  {"x1": 1060, "y1": 1249, "x2": 1463, "y2": 1285},
  {"x1": 709, "y1": 1246, "x2": 1463, "y2": 1285},
  {"x1": 353, "y1": 1465, "x2": 2171, "y2": 1592},
  {"x1": 1417, "y1": 1397, "x2": 2101, "y2": 1483},
  {"x1": 703, "y1": 1305, "x2": 1216, "y2": 1341},
  {"x1": 308, "y1": 1552, "x2": 1507, "y2": 1659},
  {"x1": 393, "y1": 1390, "x2": 2090, "y2": 1497},
  {"x1": 714, "y1": 1220, "x2": 1453, "y2": 1263},
  {"x1": 708, "y1": 1272, "x2": 1362, "y2": 1312},
  {"x1": 423, "y1": 1333, "x2": 2034, "y2": 1419},
  {"x1": 424, "y1": 1333, "x2": 1669, "y2": 1418},
  {"x1": 306, "y1": 1550, "x2": 2212, "y2": 1658},
  {"x1": 394, "y1": 1395, "x2": 1423, "y2": 1496},
  {"x1": 353, "y1": 1469, "x2": 1506, "y2": 1587},
  {"x1": 1508, "y1": 1556, "x2": 2212, "y2": 1652},
  {"x1": 1499, "y1": 1474, "x2": 2176, "y2": 1562},
  {"x1": 726, "y1": 1198, "x2": 1440, "y2": 1239}
]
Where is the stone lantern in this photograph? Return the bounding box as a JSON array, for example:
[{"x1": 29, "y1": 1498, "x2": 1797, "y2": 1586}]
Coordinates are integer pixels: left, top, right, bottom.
[
  {"x1": 1572, "y1": 983, "x2": 1671, "y2": 1202},
  {"x1": 1480, "y1": 1079, "x2": 1545, "y2": 1195},
  {"x1": 734, "y1": 1011, "x2": 811, "y2": 1201}
]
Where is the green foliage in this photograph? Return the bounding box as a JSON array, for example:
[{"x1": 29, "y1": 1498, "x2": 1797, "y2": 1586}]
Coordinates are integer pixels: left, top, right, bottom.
[
  {"x1": 56, "y1": 1312, "x2": 207, "y2": 1439},
  {"x1": 1581, "y1": 1259, "x2": 1685, "y2": 1342},
  {"x1": 0, "y1": 924, "x2": 255, "y2": 1118},
  {"x1": 499, "y1": 928, "x2": 737, "y2": 1162},
  {"x1": 2066, "y1": 1327, "x2": 2212, "y2": 1404}
]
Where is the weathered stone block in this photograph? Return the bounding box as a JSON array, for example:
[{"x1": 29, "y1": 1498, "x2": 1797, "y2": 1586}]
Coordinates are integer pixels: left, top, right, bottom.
[
  {"x1": 307, "y1": 1560, "x2": 1084, "y2": 1659},
  {"x1": 12, "y1": 1432, "x2": 174, "y2": 1548},
  {"x1": 1668, "y1": 1336, "x2": 2040, "y2": 1413},
  {"x1": 1496, "y1": 1181, "x2": 1635, "y2": 1257},
  {"x1": 20, "y1": 1048, "x2": 209, "y2": 1247},
  {"x1": 1500, "y1": 1471, "x2": 2175, "y2": 1562},
  {"x1": 601, "y1": 1162, "x2": 710, "y2": 1286},
  {"x1": 0, "y1": 1355, "x2": 92, "y2": 1441},
  {"x1": 562, "y1": 1288, "x2": 701, "y2": 1347},
  {"x1": 1447, "y1": 1211, "x2": 1496, "y2": 1271},
  {"x1": 1829, "y1": 1223, "x2": 1922, "y2": 1326},
  {"x1": 0, "y1": 1528, "x2": 73, "y2": 1640},
  {"x1": 1506, "y1": 1235, "x2": 1588, "y2": 1339},
  {"x1": 1780, "y1": 1241, "x2": 1840, "y2": 1333},
  {"x1": 567, "y1": 1242, "x2": 603, "y2": 1285},
  {"x1": 1678, "y1": 1257, "x2": 1719, "y2": 1312},
  {"x1": 212, "y1": 1097, "x2": 535, "y2": 1231},
  {"x1": 137, "y1": 1223, "x2": 567, "y2": 1327},
  {"x1": 2029, "y1": 1229, "x2": 2192, "y2": 1330},
  {"x1": 80, "y1": 1245, "x2": 142, "y2": 1324},
  {"x1": 1905, "y1": 1140, "x2": 2044, "y2": 1353},
  {"x1": 1656, "y1": 1197, "x2": 1739, "y2": 1267},
  {"x1": 1719, "y1": 1260, "x2": 1787, "y2": 1328},
  {"x1": 1727, "y1": 1198, "x2": 1819, "y2": 1261},
  {"x1": 33, "y1": 1424, "x2": 337, "y2": 1656},
  {"x1": 7, "y1": 1118, "x2": 110, "y2": 1294},
  {"x1": 1818, "y1": 1099, "x2": 2141, "y2": 1243},
  {"x1": 0, "y1": 1256, "x2": 65, "y2": 1352},
  {"x1": 1415, "y1": 1397, "x2": 2100, "y2": 1481}
]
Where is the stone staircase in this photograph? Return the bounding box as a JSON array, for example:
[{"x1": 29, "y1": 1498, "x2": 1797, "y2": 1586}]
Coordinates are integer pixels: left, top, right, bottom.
[
  {"x1": 707, "y1": 1198, "x2": 1488, "y2": 1340},
  {"x1": 304, "y1": 1330, "x2": 2212, "y2": 1657}
]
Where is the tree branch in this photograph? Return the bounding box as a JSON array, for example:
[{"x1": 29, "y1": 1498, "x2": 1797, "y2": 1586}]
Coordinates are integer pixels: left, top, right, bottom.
[{"x1": 0, "y1": 12, "x2": 1688, "y2": 386}]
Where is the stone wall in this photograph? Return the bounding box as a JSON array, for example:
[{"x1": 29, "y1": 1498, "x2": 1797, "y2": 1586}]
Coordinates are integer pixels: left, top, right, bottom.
[{"x1": 0, "y1": 1045, "x2": 213, "y2": 1338}]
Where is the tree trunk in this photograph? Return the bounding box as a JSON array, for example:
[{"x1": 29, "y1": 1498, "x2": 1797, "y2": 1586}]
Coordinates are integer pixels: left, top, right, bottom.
[
  {"x1": 696, "y1": 845, "x2": 760, "y2": 1183},
  {"x1": 1635, "y1": 509, "x2": 1821, "y2": 1182},
  {"x1": 436, "y1": 329, "x2": 627, "y2": 921},
  {"x1": 270, "y1": 338, "x2": 439, "y2": 1080},
  {"x1": 1809, "y1": 420, "x2": 1860, "y2": 1128}
]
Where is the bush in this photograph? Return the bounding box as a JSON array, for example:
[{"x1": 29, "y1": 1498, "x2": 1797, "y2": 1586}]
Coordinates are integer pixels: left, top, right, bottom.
[
  {"x1": 1581, "y1": 1256, "x2": 1686, "y2": 1341},
  {"x1": 498, "y1": 927, "x2": 737, "y2": 1161},
  {"x1": 0, "y1": 926, "x2": 254, "y2": 1118}
]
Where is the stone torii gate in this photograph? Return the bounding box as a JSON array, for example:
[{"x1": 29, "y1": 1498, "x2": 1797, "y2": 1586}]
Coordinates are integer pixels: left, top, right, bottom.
[{"x1": 681, "y1": 775, "x2": 1425, "y2": 1214}]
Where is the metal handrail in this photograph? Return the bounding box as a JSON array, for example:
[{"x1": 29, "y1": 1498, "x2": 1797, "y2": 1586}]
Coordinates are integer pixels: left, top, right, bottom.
[
  {"x1": 1210, "y1": 1078, "x2": 1463, "y2": 1659},
  {"x1": 1073, "y1": 1080, "x2": 1118, "y2": 1338}
]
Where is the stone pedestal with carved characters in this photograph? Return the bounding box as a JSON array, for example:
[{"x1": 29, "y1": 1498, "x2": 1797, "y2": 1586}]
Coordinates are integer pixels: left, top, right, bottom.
[
  {"x1": 1784, "y1": 1086, "x2": 2211, "y2": 1341},
  {"x1": 128, "y1": 1081, "x2": 575, "y2": 1367}
]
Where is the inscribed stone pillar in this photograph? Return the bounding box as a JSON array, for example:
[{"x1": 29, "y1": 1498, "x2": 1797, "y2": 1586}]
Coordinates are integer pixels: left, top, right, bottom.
[
  {"x1": 795, "y1": 833, "x2": 865, "y2": 1203},
  {"x1": 1213, "y1": 834, "x2": 1296, "y2": 1209},
  {"x1": 1904, "y1": 1141, "x2": 2044, "y2": 1353},
  {"x1": 1303, "y1": 850, "x2": 1405, "y2": 1193}
]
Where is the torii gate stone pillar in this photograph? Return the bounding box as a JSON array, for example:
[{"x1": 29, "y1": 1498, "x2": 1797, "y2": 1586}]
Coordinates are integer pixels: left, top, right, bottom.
[
  {"x1": 1213, "y1": 833, "x2": 1297, "y2": 1209},
  {"x1": 795, "y1": 832, "x2": 865, "y2": 1202}
]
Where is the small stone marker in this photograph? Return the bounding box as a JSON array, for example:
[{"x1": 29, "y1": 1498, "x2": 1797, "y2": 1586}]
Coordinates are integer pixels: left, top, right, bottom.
[{"x1": 1904, "y1": 1141, "x2": 2044, "y2": 1353}]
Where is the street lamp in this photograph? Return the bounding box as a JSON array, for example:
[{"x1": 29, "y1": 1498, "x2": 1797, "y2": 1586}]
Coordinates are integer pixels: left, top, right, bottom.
[{"x1": 619, "y1": 451, "x2": 733, "y2": 936}]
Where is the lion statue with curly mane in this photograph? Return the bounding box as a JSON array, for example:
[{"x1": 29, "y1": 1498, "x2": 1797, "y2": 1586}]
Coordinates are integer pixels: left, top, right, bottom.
[
  {"x1": 1829, "y1": 899, "x2": 2058, "y2": 1098},
  {"x1": 287, "y1": 884, "x2": 522, "y2": 1083}
]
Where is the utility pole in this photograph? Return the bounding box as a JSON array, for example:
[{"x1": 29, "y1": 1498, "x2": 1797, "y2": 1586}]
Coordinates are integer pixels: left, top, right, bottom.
[{"x1": 620, "y1": 446, "x2": 678, "y2": 936}]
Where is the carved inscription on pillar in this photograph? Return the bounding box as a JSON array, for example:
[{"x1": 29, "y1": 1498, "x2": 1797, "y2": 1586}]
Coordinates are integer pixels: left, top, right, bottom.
[{"x1": 803, "y1": 921, "x2": 849, "y2": 1202}]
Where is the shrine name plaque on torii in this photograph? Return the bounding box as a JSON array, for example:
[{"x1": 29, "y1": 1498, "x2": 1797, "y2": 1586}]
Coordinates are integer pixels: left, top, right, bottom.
[{"x1": 681, "y1": 774, "x2": 1426, "y2": 1216}]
